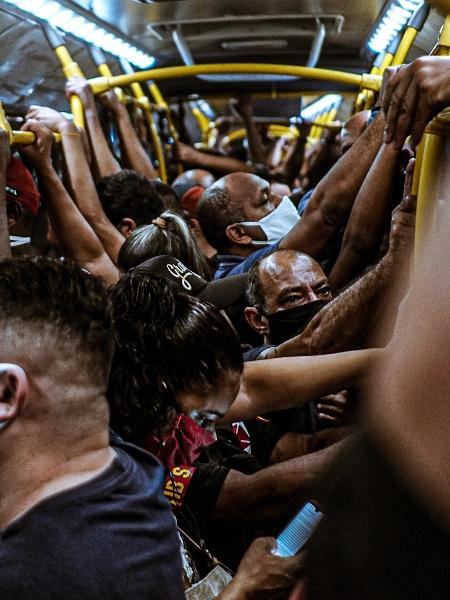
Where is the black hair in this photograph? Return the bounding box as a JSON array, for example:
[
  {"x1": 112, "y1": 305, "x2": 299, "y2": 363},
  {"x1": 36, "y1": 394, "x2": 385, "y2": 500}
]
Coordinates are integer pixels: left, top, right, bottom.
[
  {"x1": 96, "y1": 169, "x2": 163, "y2": 226},
  {"x1": 0, "y1": 256, "x2": 113, "y2": 383},
  {"x1": 197, "y1": 186, "x2": 246, "y2": 253},
  {"x1": 108, "y1": 273, "x2": 243, "y2": 444},
  {"x1": 118, "y1": 209, "x2": 212, "y2": 278},
  {"x1": 153, "y1": 180, "x2": 181, "y2": 211},
  {"x1": 245, "y1": 255, "x2": 267, "y2": 313}
]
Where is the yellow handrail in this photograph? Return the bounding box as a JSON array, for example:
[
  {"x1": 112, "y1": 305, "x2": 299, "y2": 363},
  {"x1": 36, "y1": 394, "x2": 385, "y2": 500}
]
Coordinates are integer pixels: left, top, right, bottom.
[
  {"x1": 130, "y1": 82, "x2": 168, "y2": 182},
  {"x1": 87, "y1": 64, "x2": 381, "y2": 95},
  {"x1": 53, "y1": 45, "x2": 85, "y2": 129}
]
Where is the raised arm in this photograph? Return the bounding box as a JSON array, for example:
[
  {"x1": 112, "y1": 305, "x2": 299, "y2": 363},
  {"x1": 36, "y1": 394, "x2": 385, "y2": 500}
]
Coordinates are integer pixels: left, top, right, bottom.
[
  {"x1": 173, "y1": 141, "x2": 255, "y2": 174},
  {"x1": 20, "y1": 120, "x2": 119, "y2": 285},
  {"x1": 327, "y1": 141, "x2": 401, "y2": 292},
  {"x1": 0, "y1": 130, "x2": 11, "y2": 260},
  {"x1": 222, "y1": 348, "x2": 378, "y2": 424},
  {"x1": 279, "y1": 120, "x2": 311, "y2": 186},
  {"x1": 26, "y1": 106, "x2": 125, "y2": 265},
  {"x1": 267, "y1": 171, "x2": 416, "y2": 359},
  {"x1": 98, "y1": 91, "x2": 156, "y2": 180},
  {"x1": 279, "y1": 113, "x2": 385, "y2": 258},
  {"x1": 233, "y1": 94, "x2": 266, "y2": 166},
  {"x1": 66, "y1": 77, "x2": 120, "y2": 181}
]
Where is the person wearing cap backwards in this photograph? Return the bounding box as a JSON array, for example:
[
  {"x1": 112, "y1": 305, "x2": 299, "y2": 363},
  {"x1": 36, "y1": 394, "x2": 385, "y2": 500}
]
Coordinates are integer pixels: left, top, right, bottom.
[
  {"x1": 172, "y1": 169, "x2": 217, "y2": 261},
  {"x1": 107, "y1": 255, "x2": 377, "y2": 573}
]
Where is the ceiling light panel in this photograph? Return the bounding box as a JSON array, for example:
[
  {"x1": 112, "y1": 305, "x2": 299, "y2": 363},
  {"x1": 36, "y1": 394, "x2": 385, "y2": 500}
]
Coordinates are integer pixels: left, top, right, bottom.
[{"x1": 1, "y1": 0, "x2": 155, "y2": 69}]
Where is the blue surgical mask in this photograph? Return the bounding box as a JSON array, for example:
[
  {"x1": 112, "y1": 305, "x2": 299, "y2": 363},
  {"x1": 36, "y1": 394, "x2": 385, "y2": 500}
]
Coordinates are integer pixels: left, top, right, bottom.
[{"x1": 239, "y1": 196, "x2": 300, "y2": 246}]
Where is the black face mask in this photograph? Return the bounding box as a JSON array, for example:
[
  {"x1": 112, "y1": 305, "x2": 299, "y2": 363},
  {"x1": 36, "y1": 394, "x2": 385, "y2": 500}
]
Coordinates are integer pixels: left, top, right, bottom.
[{"x1": 266, "y1": 300, "x2": 330, "y2": 345}]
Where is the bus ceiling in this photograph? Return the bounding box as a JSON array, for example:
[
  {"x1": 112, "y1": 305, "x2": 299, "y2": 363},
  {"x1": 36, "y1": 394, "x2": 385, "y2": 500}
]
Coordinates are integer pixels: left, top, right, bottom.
[{"x1": 0, "y1": 0, "x2": 446, "y2": 111}]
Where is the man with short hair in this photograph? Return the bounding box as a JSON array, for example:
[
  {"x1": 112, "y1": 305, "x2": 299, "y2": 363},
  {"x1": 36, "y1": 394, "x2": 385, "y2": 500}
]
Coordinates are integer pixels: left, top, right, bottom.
[
  {"x1": 0, "y1": 256, "x2": 183, "y2": 599},
  {"x1": 245, "y1": 249, "x2": 332, "y2": 350},
  {"x1": 197, "y1": 110, "x2": 386, "y2": 280},
  {"x1": 97, "y1": 169, "x2": 164, "y2": 237}
]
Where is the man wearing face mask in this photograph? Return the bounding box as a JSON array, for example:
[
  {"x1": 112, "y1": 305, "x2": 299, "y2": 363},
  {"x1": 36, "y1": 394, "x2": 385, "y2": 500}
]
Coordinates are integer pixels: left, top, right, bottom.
[
  {"x1": 197, "y1": 173, "x2": 301, "y2": 280},
  {"x1": 244, "y1": 249, "x2": 333, "y2": 353},
  {"x1": 197, "y1": 110, "x2": 387, "y2": 281}
]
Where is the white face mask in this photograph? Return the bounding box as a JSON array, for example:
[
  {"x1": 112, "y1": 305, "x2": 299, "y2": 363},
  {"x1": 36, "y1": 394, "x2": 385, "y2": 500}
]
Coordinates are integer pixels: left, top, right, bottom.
[
  {"x1": 239, "y1": 196, "x2": 300, "y2": 246},
  {"x1": 10, "y1": 235, "x2": 31, "y2": 247}
]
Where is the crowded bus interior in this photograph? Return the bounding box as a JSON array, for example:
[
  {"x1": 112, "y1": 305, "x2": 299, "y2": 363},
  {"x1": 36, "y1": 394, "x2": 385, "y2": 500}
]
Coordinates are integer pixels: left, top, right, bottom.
[{"x1": 0, "y1": 0, "x2": 450, "y2": 597}]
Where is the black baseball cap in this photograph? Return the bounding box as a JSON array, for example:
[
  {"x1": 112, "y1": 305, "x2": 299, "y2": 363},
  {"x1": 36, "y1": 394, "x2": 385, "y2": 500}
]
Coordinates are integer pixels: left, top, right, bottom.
[{"x1": 133, "y1": 255, "x2": 247, "y2": 310}]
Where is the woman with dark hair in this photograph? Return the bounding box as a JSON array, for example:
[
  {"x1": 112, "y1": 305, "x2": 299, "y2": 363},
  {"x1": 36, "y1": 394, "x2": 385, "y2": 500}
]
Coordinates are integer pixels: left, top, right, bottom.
[
  {"x1": 108, "y1": 271, "x2": 243, "y2": 449},
  {"x1": 117, "y1": 209, "x2": 212, "y2": 278}
]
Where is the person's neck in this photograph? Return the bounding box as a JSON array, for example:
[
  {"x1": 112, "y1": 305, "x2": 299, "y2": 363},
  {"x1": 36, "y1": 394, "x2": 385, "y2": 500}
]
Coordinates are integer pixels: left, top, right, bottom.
[{"x1": 0, "y1": 429, "x2": 114, "y2": 529}]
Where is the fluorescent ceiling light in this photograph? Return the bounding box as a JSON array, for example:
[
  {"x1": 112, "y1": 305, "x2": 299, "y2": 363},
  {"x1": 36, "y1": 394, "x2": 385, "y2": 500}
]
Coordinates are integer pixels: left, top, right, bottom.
[
  {"x1": 367, "y1": 0, "x2": 423, "y2": 54},
  {"x1": 300, "y1": 94, "x2": 342, "y2": 121},
  {"x1": 2, "y1": 0, "x2": 155, "y2": 69}
]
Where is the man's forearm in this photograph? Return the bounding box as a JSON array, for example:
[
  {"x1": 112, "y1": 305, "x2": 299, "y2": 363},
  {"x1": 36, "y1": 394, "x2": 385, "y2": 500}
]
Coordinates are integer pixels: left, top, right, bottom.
[
  {"x1": 280, "y1": 114, "x2": 385, "y2": 258},
  {"x1": 84, "y1": 107, "x2": 120, "y2": 180},
  {"x1": 60, "y1": 123, "x2": 125, "y2": 265},
  {"x1": 184, "y1": 147, "x2": 255, "y2": 174},
  {"x1": 328, "y1": 143, "x2": 400, "y2": 292},
  {"x1": 214, "y1": 440, "x2": 347, "y2": 526},
  {"x1": 223, "y1": 349, "x2": 379, "y2": 423},
  {"x1": 115, "y1": 105, "x2": 156, "y2": 179},
  {"x1": 36, "y1": 163, "x2": 118, "y2": 284}
]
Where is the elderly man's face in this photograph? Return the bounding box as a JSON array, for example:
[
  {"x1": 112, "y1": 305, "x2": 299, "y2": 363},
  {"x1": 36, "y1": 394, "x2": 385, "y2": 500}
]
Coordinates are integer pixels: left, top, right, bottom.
[{"x1": 259, "y1": 252, "x2": 332, "y2": 314}]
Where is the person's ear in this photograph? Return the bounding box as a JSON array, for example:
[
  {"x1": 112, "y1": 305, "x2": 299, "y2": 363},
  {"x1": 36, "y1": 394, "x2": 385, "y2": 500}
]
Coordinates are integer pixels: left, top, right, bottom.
[
  {"x1": 226, "y1": 224, "x2": 253, "y2": 246},
  {"x1": 118, "y1": 218, "x2": 137, "y2": 238},
  {"x1": 244, "y1": 307, "x2": 269, "y2": 336},
  {"x1": 0, "y1": 364, "x2": 28, "y2": 430}
]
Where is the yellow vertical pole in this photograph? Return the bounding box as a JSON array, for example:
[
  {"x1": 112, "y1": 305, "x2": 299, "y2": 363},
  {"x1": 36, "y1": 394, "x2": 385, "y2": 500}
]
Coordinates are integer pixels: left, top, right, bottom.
[
  {"x1": 130, "y1": 82, "x2": 167, "y2": 182},
  {"x1": 415, "y1": 14, "x2": 450, "y2": 256},
  {"x1": 42, "y1": 25, "x2": 85, "y2": 129}
]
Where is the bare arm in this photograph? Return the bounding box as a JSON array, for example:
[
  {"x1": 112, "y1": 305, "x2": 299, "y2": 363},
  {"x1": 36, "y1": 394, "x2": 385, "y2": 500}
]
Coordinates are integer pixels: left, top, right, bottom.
[
  {"x1": 279, "y1": 121, "x2": 312, "y2": 186},
  {"x1": 221, "y1": 348, "x2": 378, "y2": 424},
  {"x1": 214, "y1": 439, "x2": 347, "y2": 526},
  {"x1": 233, "y1": 95, "x2": 266, "y2": 166},
  {"x1": 267, "y1": 175, "x2": 416, "y2": 359},
  {"x1": 0, "y1": 130, "x2": 11, "y2": 259},
  {"x1": 98, "y1": 91, "x2": 156, "y2": 179},
  {"x1": 20, "y1": 120, "x2": 119, "y2": 285},
  {"x1": 279, "y1": 113, "x2": 385, "y2": 258},
  {"x1": 66, "y1": 77, "x2": 120, "y2": 181},
  {"x1": 328, "y1": 142, "x2": 401, "y2": 292},
  {"x1": 174, "y1": 141, "x2": 255, "y2": 174},
  {"x1": 26, "y1": 106, "x2": 125, "y2": 265}
]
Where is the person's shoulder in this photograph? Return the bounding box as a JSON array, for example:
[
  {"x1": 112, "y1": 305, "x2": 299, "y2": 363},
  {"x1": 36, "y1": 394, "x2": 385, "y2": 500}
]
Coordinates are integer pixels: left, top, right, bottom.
[
  {"x1": 220, "y1": 243, "x2": 281, "y2": 277},
  {"x1": 243, "y1": 345, "x2": 275, "y2": 361}
]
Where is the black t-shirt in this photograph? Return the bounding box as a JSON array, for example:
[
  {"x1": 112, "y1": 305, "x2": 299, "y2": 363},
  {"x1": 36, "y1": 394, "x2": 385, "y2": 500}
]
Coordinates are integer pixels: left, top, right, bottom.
[
  {"x1": 306, "y1": 433, "x2": 450, "y2": 599},
  {"x1": 0, "y1": 435, "x2": 184, "y2": 600},
  {"x1": 178, "y1": 428, "x2": 263, "y2": 571},
  {"x1": 243, "y1": 346, "x2": 321, "y2": 464}
]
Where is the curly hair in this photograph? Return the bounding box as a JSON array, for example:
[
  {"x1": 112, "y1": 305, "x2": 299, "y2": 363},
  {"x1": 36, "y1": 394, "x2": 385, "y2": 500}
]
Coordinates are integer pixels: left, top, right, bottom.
[
  {"x1": 96, "y1": 169, "x2": 164, "y2": 226},
  {"x1": 107, "y1": 273, "x2": 243, "y2": 444},
  {"x1": 117, "y1": 209, "x2": 212, "y2": 278}
]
